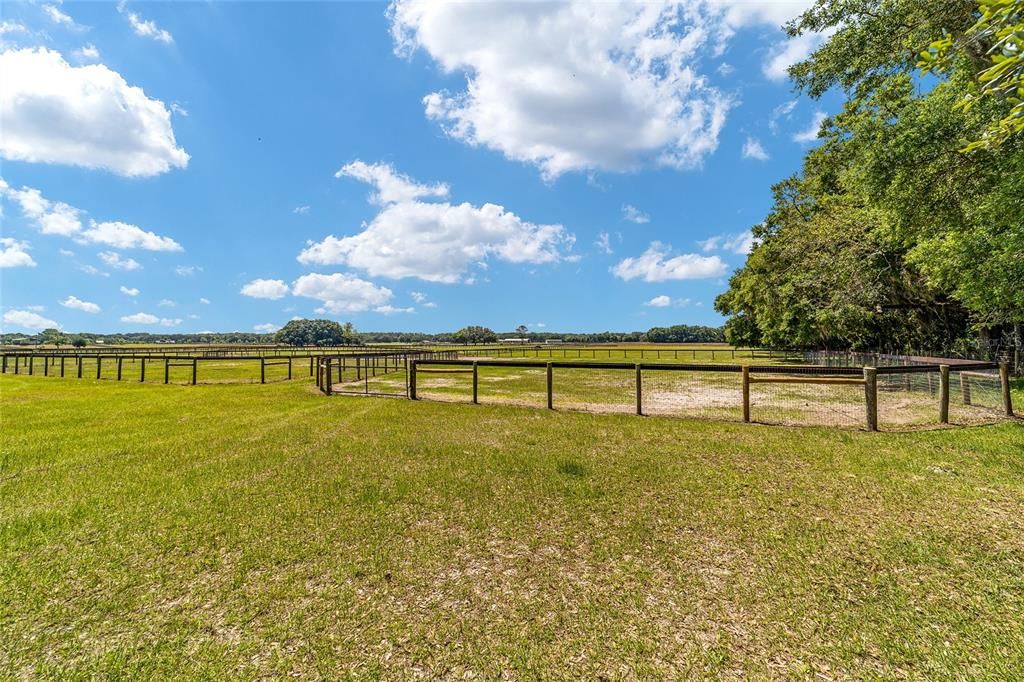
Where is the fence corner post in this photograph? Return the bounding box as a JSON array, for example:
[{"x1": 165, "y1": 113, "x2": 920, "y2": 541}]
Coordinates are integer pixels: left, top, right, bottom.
[
  {"x1": 939, "y1": 364, "x2": 950, "y2": 424},
  {"x1": 409, "y1": 360, "x2": 417, "y2": 399},
  {"x1": 635, "y1": 363, "x2": 642, "y2": 416},
  {"x1": 742, "y1": 365, "x2": 751, "y2": 423},
  {"x1": 1000, "y1": 361, "x2": 1014, "y2": 417},
  {"x1": 863, "y1": 366, "x2": 878, "y2": 432},
  {"x1": 546, "y1": 361, "x2": 553, "y2": 410},
  {"x1": 472, "y1": 361, "x2": 478, "y2": 405}
]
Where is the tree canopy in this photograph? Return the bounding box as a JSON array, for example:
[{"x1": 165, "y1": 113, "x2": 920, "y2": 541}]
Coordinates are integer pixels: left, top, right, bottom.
[
  {"x1": 717, "y1": 0, "x2": 1023, "y2": 355},
  {"x1": 274, "y1": 319, "x2": 358, "y2": 346}
]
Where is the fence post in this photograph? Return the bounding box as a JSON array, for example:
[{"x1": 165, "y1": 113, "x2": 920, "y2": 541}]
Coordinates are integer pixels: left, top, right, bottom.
[
  {"x1": 409, "y1": 360, "x2": 417, "y2": 399},
  {"x1": 864, "y1": 367, "x2": 878, "y2": 432},
  {"x1": 546, "y1": 362, "x2": 554, "y2": 409},
  {"x1": 960, "y1": 372, "x2": 972, "y2": 405},
  {"x1": 96, "y1": 356, "x2": 102, "y2": 380},
  {"x1": 14, "y1": 356, "x2": 19, "y2": 374},
  {"x1": 116, "y1": 357, "x2": 122, "y2": 381},
  {"x1": 140, "y1": 358, "x2": 146, "y2": 382},
  {"x1": 1, "y1": 355, "x2": 5, "y2": 374},
  {"x1": 742, "y1": 366, "x2": 751, "y2": 423},
  {"x1": 939, "y1": 365, "x2": 950, "y2": 424},
  {"x1": 635, "y1": 363, "x2": 643, "y2": 415},
  {"x1": 29, "y1": 356, "x2": 33, "y2": 375},
  {"x1": 164, "y1": 358, "x2": 170, "y2": 384},
  {"x1": 61, "y1": 356, "x2": 65, "y2": 377},
  {"x1": 44, "y1": 356, "x2": 49, "y2": 377},
  {"x1": 287, "y1": 357, "x2": 292, "y2": 381},
  {"x1": 310, "y1": 356, "x2": 314, "y2": 377},
  {"x1": 1001, "y1": 361, "x2": 1014, "y2": 417},
  {"x1": 472, "y1": 361, "x2": 479, "y2": 404},
  {"x1": 192, "y1": 358, "x2": 198, "y2": 385},
  {"x1": 260, "y1": 357, "x2": 266, "y2": 384}
]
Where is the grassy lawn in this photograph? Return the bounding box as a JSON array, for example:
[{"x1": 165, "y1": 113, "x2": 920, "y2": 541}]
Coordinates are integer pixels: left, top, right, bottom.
[{"x1": 2, "y1": 374, "x2": 1024, "y2": 678}]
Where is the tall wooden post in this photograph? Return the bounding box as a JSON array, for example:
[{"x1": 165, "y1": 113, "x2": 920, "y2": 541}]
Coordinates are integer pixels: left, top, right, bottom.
[
  {"x1": 864, "y1": 367, "x2": 878, "y2": 432},
  {"x1": 939, "y1": 365, "x2": 950, "y2": 424},
  {"x1": 742, "y1": 365, "x2": 751, "y2": 423},
  {"x1": 635, "y1": 363, "x2": 643, "y2": 415},
  {"x1": 310, "y1": 356, "x2": 314, "y2": 377},
  {"x1": 77, "y1": 357, "x2": 83, "y2": 379},
  {"x1": 326, "y1": 360, "x2": 333, "y2": 395},
  {"x1": 546, "y1": 362, "x2": 553, "y2": 409},
  {"x1": 287, "y1": 357, "x2": 292, "y2": 380},
  {"x1": 44, "y1": 356, "x2": 49, "y2": 377},
  {"x1": 260, "y1": 357, "x2": 266, "y2": 384},
  {"x1": 95, "y1": 357, "x2": 102, "y2": 380},
  {"x1": 409, "y1": 360, "x2": 417, "y2": 400},
  {"x1": 472, "y1": 361, "x2": 479, "y2": 404},
  {"x1": 1001, "y1": 362, "x2": 1014, "y2": 417},
  {"x1": 14, "y1": 356, "x2": 19, "y2": 374},
  {"x1": 1, "y1": 355, "x2": 6, "y2": 373},
  {"x1": 28, "y1": 356, "x2": 33, "y2": 375},
  {"x1": 140, "y1": 358, "x2": 146, "y2": 382},
  {"x1": 164, "y1": 358, "x2": 170, "y2": 384},
  {"x1": 60, "y1": 356, "x2": 65, "y2": 377},
  {"x1": 117, "y1": 357, "x2": 123, "y2": 381},
  {"x1": 960, "y1": 372, "x2": 972, "y2": 405},
  {"x1": 192, "y1": 358, "x2": 198, "y2": 385}
]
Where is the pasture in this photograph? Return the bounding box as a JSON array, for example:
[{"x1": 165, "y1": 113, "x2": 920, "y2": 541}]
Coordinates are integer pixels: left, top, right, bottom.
[{"x1": 2, "y1": 371, "x2": 1024, "y2": 678}]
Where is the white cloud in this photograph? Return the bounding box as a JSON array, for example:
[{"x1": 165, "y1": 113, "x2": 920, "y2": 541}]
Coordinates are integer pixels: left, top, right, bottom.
[
  {"x1": 769, "y1": 99, "x2": 798, "y2": 134},
  {"x1": 0, "y1": 48, "x2": 188, "y2": 176},
  {"x1": 0, "y1": 179, "x2": 83, "y2": 235},
  {"x1": 0, "y1": 238, "x2": 36, "y2": 268},
  {"x1": 742, "y1": 136, "x2": 769, "y2": 160},
  {"x1": 80, "y1": 264, "x2": 109, "y2": 277},
  {"x1": 43, "y1": 4, "x2": 76, "y2": 27},
  {"x1": 174, "y1": 265, "x2": 200, "y2": 275},
  {"x1": 375, "y1": 305, "x2": 414, "y2": 315},
  {"x1": 622, "y1": 204, "x2": 650, "y2": 224},
  {"x1": 240, "y1": 278, "x2": 289, "y2": 300},
  {"x1": 293, "y1": 205, "x2": 310, "y2": 215},
  {"x1": 595, "y1": 232, "x2": 613, "y2": 255},
  {"x1": 158, "y1": 298, "x2": 175, "y2": 307},
  {"x1": 73, "y1": 44, "x2": 100, "y2": 61},
  {"x1": 336, "y1": 161, "x2": 448, "y2": 205},
  {"x1": 302, "y1": 161, "x2": 573, "y2": 283},
  {"x1": 763, "y1": 30, "x2": 829, "y2": 81},
  {"x1": 120, "y1": 312, "x2": 181, "y2": 326},
  {"x1": 646, "y1": 295, "x2": 672, "y2": 307},
  {"x1": 120, "y1": 286, "x2": 140, "y2": 296},
  {"x1": 199, "y1": 297, "x2": 210, "y2": 304},
  {"x1": 170, "y1": 102, "x2": 188, "y2": 117},
  {"x1": 82, "y1": 221, "x2": 182, "y2": 251},
  {"x1": 700, "y1": 230, "x2": 755, "y2": 255},
  {"x1": 410, "y1": 291, "x2": 427, "y2": 303},
  {"x1": 612, "y1": 242, "x2": 726, "y2": 282},
  {"x1": 793, "y1": 111, "x2": 826, "y2": 143},
  {"x1": 3, "y1": 309, "x2": 59, "y2": 330},
  {"x1": 254, "y1": 323, "x2": 279, "y2": 333},
  {"x1": 59, "y1": 248, "x2": 74, "y2": 257},
  {"x1": 61, "y1": 295, "x2": 100, "y2": 313},
  {"x1": 292, "y1": 272, "x2": 393, "y2": 313},
  {"x1": 391, "y1": 1, "x2": 732, "y2": 179},
  {"x1": 422, "y1": 301, "x2": 437, "y2": 308},
  {"x1": 98, "y1": 250, "x2": 141, "y2": 270},
  {"x1": 121, "y1": 6, "x2": 174, "y2": 44}
]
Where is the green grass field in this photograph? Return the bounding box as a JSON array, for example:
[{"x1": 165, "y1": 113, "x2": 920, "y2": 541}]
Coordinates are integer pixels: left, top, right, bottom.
[{"x1": 3, "y1": 374, "x2": 1024, "y2": 678}]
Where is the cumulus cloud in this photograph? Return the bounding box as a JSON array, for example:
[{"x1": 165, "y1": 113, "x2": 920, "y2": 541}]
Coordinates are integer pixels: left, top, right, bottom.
[
  {"x1": 61, "y1": 295, "x2": 100, "y2": 313},
  {"x1": 240, "y1": 279, "x2": 290, "y2": 300},
  {"x1": 300, "y1": 161, "x2": 573, "y2": 283},
  {"x1": 158, "y1": 299, "x2": 175, "y2": 307},
  {"x1": 254, "y1": 323, "x2": 279, "y2": 333},
  {"x1": 374, "y1": 305, "x2": 414, "y2": 315},
  {"x1": 622, "y1": 204, "x2": 650, "y2": 224},
  {"x1": 120, "y1": 312, "x2": 181, "y2": 326},
  {"x1": 42, "y1": 4, "x2": 77, "y2": 27},
  {"x1": 73, "y1": 44, "x2": 100, "y2": 61},
  {"x1": 612, "y1": 242, "x2": 726, "y2": 282},
  {"x1": 391, "y1": 1, "x2": 734, "y2": 179},
  {"x1": 595, "y1": 232, "x2": 613, "y2": 255},
  {"x1": 1, "y1": 179, "x2": 183, "y2": 251},
  {"x1": 174, "y1": 265, "x2": 200, "y2": 276},
  {"x1": 0, "y1": 48, "x2": 188, "y2": 176},
  {"x1": 769, "y1": 99, "x2": 798, "y2": 134},
  {"x1": 410, "y1": 291, "x2": 427, "y2": 303},
  {"x1": 763, "y1": 30, "x2": 831, "y2": 82},
  {"x1": 699, "y1": 230, "x2": 756, "y2": 255},
  {"x1": 336, "y1": 161, "x2": 448, "y2": 205},
  {"x1": 793, "y1": 111, "x2": 827, "y2": 143},
  {"x1": 293, "y1": 205, "x2": 310, "y2": 215},
  {"x1": 199, "y1": 297, "x2": 210, "y2": 304},
  {"x1": 120, "y1": 286, "x2": 140, "y2": 296},
  {"x1": 292, "y1": 273, "x2": 394, "y2": 314},
  {"x1": 742, "y1": 136, "x2": 769, "y2": 160},
  {"x1": 646, "y1": 295, "x2": 672, "y2": 307},
  {"x1": 3, "y1": 309, "x2": 60, "y2": 330},
  {"x1": 0, "y1": 238, "x2": 36, "y2": 268},
  {"x1": 98, "y1": 250, "x2": 141, "y2": 270}
]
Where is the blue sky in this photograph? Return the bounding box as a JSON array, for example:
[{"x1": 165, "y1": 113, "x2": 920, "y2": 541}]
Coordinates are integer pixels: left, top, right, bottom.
[{"x1": 1, "y1": 1, "x2": 838, "y2": 335}]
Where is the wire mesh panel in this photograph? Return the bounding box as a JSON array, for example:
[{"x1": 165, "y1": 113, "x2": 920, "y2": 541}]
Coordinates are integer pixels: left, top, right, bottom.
[
  {"x1": 948, "y1": 367, "x2": 1005, "y2": 425},
  {"x1": 477, "y1": 365, "x2": 548, "y2": 408},
  {"x1": 552, "y1": 367, "x2": 635, "y2": 414},
  {"x1": 750, "y1": 377, "x2": 865, "y2": 428},
  {"x1": 642, "y1": 369, "x2": 744, "y2": 421},
  {"x1": 877, "y1": 369, "x2": 940, "y2": 428}
]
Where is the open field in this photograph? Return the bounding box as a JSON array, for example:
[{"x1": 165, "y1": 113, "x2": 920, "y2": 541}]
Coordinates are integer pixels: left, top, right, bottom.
[{"x1": 2, "y1": 373, "x2": 1024, "y2": 678}]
